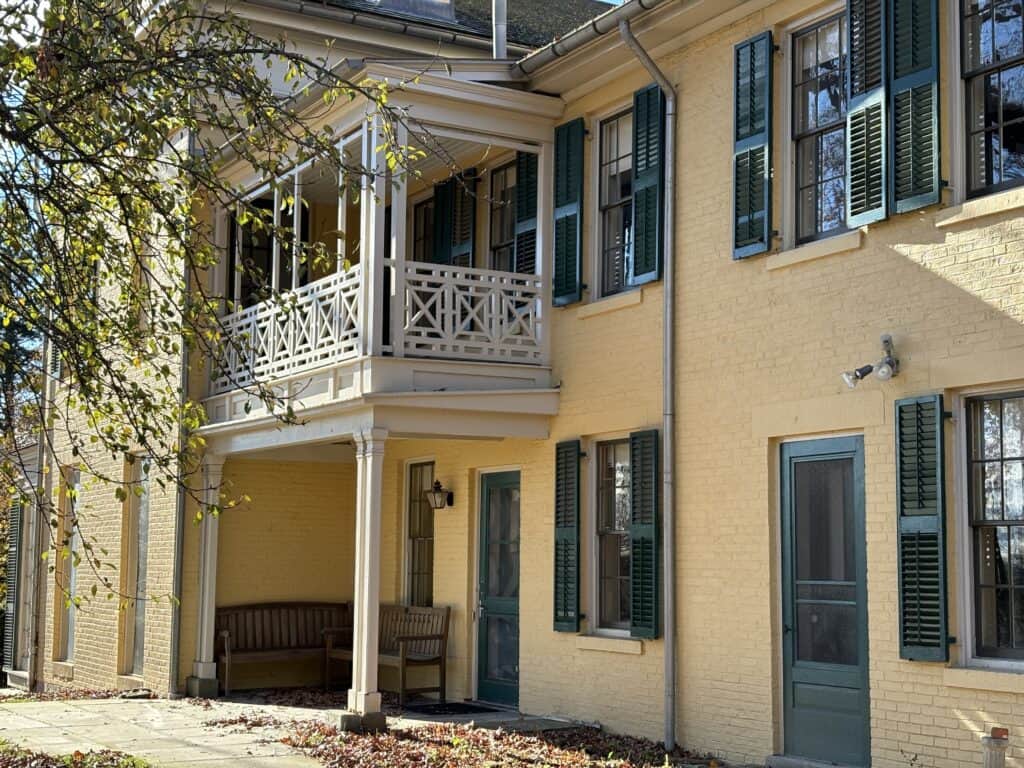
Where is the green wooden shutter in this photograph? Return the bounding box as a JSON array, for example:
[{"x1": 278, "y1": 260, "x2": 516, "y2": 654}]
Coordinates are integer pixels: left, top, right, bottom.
[
  {"x1": 3, "y1": 501, "x2": 22, "y2": 669},
  {"x1": 515, "y1": 152, "x2": 538, "y2": 274},
  {"x1": 889, "y1": 0, "x2": 940, "y2": 213},
  {"x1": 733, "y1": 31, "x2": 773, "y2": 260},
  {"x1": 431, "y1": 178, "x2": 454, "y2": 265},
  {"x1": 847, "y1": 0, "x2": 888, "y2": 227},
  {"x1": 629, "y1": 429, "x2": 661, "y2": 639},
  {"x1": 896, "y1": 395, "x2": 948, "y2": 661},
  {"x1": 553, "y1": 119, "x2": 584, "y2": 305},
  {"x1": 630, "y1": 84, "x2": 665, "y2": 285},
  {"x1": 554, "y1": 440, "x2": 581, "y2": 632},
  {"x1": 451, "y1": 169, "x2": 477, "y2": 267}
]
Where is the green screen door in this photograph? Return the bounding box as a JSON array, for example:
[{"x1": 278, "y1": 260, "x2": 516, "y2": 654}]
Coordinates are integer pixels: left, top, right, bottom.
[
  {"x1": 781, "y1": 437, "x2": 870, "y2": 766},
  {"x1": 477, "y1": 471, "x2": 520, "y2": 706}
]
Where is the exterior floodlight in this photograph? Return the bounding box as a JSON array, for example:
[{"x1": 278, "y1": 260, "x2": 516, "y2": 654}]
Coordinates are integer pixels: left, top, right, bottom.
[{"x1": 842, "y1": 335, "x2": 900, "y2": 389}]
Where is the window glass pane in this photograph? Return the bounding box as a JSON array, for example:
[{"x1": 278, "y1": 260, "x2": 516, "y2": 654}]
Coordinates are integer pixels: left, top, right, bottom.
[
  {"x1": 795, "y1": 82, "x2": 816, "y2": 134},
  {"x1": 797, "y1": 136, "x2": 817, "y2": 187},
  {"x1": 979, "y1": 587, "x2": 1011, "y2": 647},
  {"x1": 817, "y1": 72, "x2": 843, "y2": 126},
  {"x1": 819, "y1": 19, "x2": 841, "y2": 74},
  {"x1": 1002, "y1": 119, "x2": 1024, "y2": 180},
  {"x1": 1003, "y1": 64, "x2": 1024, "y2": 122},
  {"x1": 975, "y1": 461, "x2": 1004, "y2": 519},
  {"x1": 1005, "y1": 398, "x2": 1024, "y2": 457},
  {"x1": 966, "y1": 8, "x2": 996, "y2": 70},
  {"x1": 1006, "y1": 460, "x2": 1024, "y2": 519},
  {"x1": 485, "y1": 615, "x2": 518, "y2": 682},
  {"x1": 597, "y1": 441, "x2": 631, "y2": 629},
  {"x1": 797, "y1": 187, "x2": 817, "y2": 242},
  {"x1": 131, "y1": 464, "x2": 150, "y2": 675},
  {"x1": 984, "y1": 399, "x2": 1003, "y2": 458},
  {"x1": 995, "y1": 1, "x2": 1024, "y2": 61},
  {"x1": 407, "y1": 462, "x2": 434, "y2": 607},
  {"x1": 1012, "y1": 526, "x2": 1024, "y2": 585},
  {"x1": 819, "y1": 177, "x2": 846, "y2": 233},
  {"x1": 794, "y1": 458, "x2": 855, "y2": 583},
  {"x1": 796, "y1": 30, "x2": 817, "y2": 83},
  {"x1": 820, "y1": 128, "x2": 845, "y2": 180}
]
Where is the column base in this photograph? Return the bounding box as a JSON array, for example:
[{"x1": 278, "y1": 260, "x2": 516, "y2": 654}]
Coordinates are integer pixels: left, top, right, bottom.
[
  {"x1": 186, "y1": 675, "x2": 219, "y2": 698},
  {"x1": 347, "y1": 688, "x2": 381, "y2": 714}
]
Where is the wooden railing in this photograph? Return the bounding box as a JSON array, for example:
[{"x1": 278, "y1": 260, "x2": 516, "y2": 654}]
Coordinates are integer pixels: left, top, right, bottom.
[
  {"x1": 210, "y1": 266, "x2": 362, "y2": 395},
  {"x1": 396, "y1": 260, "x2": 544, "y2": 364},
  {"x1": 210, "y1": 260, "x2": 544, "y2": 395}
]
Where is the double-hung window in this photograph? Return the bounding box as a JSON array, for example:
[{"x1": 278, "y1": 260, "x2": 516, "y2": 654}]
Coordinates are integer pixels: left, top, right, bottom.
[
  {"x1": 596, "y1": 439, "x2": 631, "y2": 630},
  {"x1": 406, "y1": 461, "x2": 435, "y2": 607},
  {"x1": 963, "y1": 1, "x2": 1024, "y2": 196},
  {"x1": 968, "y1": 393, "x2": 1024, "y2": 658},
  {"x1": 56, "y1": 468, "x2": 80, "y2": 662},
  {"x1": 412, "y1": 199, "x2": 434, "y2": 263},
  {"x1": 598, "y1": 111, "x2": 634, "y2": 297},
  {"x1": 489, "y1": 162, "x2": 517, "y2": 272},
  {"x1": 793, "y1": 14, "x2": 848, "y2": 243}
]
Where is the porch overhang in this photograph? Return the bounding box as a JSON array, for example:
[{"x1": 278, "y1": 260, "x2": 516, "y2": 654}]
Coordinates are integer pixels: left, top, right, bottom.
[{"x1": 199, "y1": 387, "x2": 558, "y2": 455}]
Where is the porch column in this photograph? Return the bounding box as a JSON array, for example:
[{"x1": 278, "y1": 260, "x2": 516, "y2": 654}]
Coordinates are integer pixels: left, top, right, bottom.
[
  {"x1": 348, "y1": 428, "x2": 386, "y2": 714},
  {"x1": 536, "y1": 139, "x2": 554, "y2": 365},
  {"x1": 359, "y1": 114, "x2": 387, "y2": 357},
  {"x1": 187, "y1": 453, "x2": 225, "y2": 698},
  {"x1": 389, "y1": 120, "x2": 408, "y2": 358}
]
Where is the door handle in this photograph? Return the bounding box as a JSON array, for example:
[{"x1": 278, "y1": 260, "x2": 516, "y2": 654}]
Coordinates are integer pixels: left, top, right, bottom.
[{"x1": 783, "y1": 624, "x2": 793, "y2": 634}]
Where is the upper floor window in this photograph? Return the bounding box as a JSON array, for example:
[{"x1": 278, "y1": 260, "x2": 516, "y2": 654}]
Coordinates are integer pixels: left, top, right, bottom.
[
  {"x1": 599, "y1": 110, "x2": 633, "y2": 297},
  {"x1": 793, "y1": 14, "x2": 848, "y2": 244},
  {"x1": 963, "y1": 1, "x2": 1024, "y2": 196},
  {"x1": 413, "y1": 198, "x2": 434, "y2": 263},
  {"x1": 490, "y1": 162, "x2": 517, "y2": 272}
]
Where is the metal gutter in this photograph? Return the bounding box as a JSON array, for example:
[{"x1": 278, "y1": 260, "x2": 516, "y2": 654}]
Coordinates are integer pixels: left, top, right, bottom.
[
  {"x1": 514, "y1": 0, "x2": 670, "y2": 77},
  {"x1": 618, "y1": 18, "x2": 678, "y2": 752}
]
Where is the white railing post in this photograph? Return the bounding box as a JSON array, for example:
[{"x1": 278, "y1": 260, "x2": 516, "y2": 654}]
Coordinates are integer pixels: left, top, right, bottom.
[
  {"x1": 390, "y1": 121, "x2": 408, "y2": 357},
  {"x1": 359, "y1": 115, "x2": 386, "y2": 357},
  {"x1": 536, "y1": 141, "x2": 554, "y2": 366}
]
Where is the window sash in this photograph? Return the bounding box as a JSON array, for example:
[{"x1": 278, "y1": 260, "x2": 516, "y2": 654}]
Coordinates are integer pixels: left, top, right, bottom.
[
  {"x1": 407, "y1": 461, "x2": 435, "y2": 607},
  {"x1": 599, "y1": 111, "x2": 634, "y2": 297},
  {"x1": 413, "y1": 199, "x2": 434, "y2": 263},
  {"x1": 792, "y1": 13, "x2": 848, "y2": 244},
  {"x1": 596, "y1": 440, "x2": 631, "y2": 630},
  {"x1": 968, "y1": 391, "x2": 1024, "y2": 658},
  {"x1": 490, "y1": 162, "x2": 517, "y2": 271}
]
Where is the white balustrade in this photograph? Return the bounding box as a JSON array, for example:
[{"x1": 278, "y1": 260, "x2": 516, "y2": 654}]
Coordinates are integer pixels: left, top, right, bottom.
[
  {"x1": 398, "y1": 260, "x2": 544, "y2": 364},
  {"x1": 210, "y1": 259, "x2": 544, "y2": 396},
  {"x1": 210, "y1": 265, "x2": 362, "y2": 394}
]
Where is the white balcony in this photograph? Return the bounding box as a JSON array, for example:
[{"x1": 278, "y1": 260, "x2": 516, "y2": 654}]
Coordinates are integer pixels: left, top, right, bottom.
[
  {"x1": 201, "y1": 81, "x2": 562, "y2": 441},
  {"x1": 209, "y1": 259, "x2": 545, "y2": 397}
]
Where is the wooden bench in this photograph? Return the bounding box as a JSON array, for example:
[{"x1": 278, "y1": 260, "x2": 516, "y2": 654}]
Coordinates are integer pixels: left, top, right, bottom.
[
  {"x1": 325, "y1": 604, "x2": 451, "y2": 707},
  {"x1": 216, "y1": 601, "x2": 351, "y2": 695}
]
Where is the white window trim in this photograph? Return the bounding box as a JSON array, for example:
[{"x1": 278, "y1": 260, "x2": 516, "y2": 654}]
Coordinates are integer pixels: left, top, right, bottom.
[
  {"x1": 584, "y1": 430, "x2": 633, "y2": 639},
  {"x1": 588, "y1": 100, "x2": 633, "y2": 303},
  {"x1": 948, "y1": 0, "x2": 967, "y2": 205},
  {"x1": 779, "y1": 1, "x2": 847, "y2": 253},
  {"x1": 953, "y1": 384, "x2": 1024, "y2": 671},
  {"x1": 400, "y1": 456, "x2": 435, "y2": 606}
]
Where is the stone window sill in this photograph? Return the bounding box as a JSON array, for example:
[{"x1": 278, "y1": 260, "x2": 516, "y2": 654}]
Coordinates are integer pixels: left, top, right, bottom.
[
  {"x1": 944, "y1": 665, "x2": 1024, "y2": 693},
  {"x1": 765, "y1": 229, "x2": 863, "y2": 271},
  {"x1": 117, "y1": 674, "x2": 145, "y2": 691},
  {"x1": 575, "y1": 634, "x2": 643, "y2": 655},
  {"x1": 577, "y1": 288, "x2": 644, "y2": 319},
  {"x1": 935, "y1": 187, "x2": 1024, "y2": 228}
]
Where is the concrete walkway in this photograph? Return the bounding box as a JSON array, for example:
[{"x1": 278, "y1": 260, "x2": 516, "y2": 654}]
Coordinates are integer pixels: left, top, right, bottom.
[
  {"x1": 0, "y1": 690, "x2": 570, "y2": 767},
  {"x1": 0, "y1": 694, "x2": 330, "y2": 767}
]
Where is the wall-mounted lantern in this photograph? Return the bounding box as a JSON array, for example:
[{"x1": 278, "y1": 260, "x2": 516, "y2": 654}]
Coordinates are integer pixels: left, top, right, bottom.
[{"x1": 425, "y1": 480, "x2": 454, "y2": 510}]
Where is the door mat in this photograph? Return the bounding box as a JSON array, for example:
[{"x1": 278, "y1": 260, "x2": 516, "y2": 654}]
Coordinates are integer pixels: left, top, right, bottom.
[{"x1": 403, "y1": 701, "x2": 502, "y2": 715}]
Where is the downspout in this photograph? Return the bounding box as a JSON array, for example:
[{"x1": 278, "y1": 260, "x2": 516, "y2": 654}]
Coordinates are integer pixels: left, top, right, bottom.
[
  {"x1": 168, "y1": 130, "x2": 197, "y2": 697},
  {"x1": 619, "y1": 19, "x2": 677, "y2": 752}
]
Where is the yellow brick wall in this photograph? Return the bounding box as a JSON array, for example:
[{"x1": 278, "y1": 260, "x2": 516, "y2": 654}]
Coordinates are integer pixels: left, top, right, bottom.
[{"x1": 663, "y1": 2, "x2": 1024, "y2": 767}]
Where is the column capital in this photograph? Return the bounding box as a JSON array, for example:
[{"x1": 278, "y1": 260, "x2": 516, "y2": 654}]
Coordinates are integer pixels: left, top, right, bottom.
[{"x1": 354, "y1": 428, "x2": 388, "y2": 455}]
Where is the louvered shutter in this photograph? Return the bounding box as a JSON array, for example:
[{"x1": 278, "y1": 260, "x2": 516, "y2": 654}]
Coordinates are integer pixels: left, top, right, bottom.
[
  {"x1": 3, "y1": 501, "x2": 22, "y2": 669},
  {"x1": 630, "y1": 84, "x2": 665, "y2": 285},
  {"x1": 553, "y1": 119, "x2": 584, "y2": 305},
  {"x1": 896, "y1": 395, "x2": 948, "y2": 661},
  {"x1": 889, "y1": 0, "x2": 940, "y2": 213},
  {"x1": 451, "y1": 169, "x2": 477, "y2": 267},
  {"x1": 431, "y1": 178, "x2": 454, "y2": 265},
  {"x1": 733, "y1": 31, "x2": 773, "y2": 260},
  {"x1": 629, "y1": 430, "x2": 661, "y2": 639},
  {"x1": 847, "y1": 0, "x2": 888, "y2": 227},
  {"x1": 515, "y1": 152, "x2": 538, "y2": 274},
  {"x1": 554, "y1": 440, "x2": 581, "y2": 632}
]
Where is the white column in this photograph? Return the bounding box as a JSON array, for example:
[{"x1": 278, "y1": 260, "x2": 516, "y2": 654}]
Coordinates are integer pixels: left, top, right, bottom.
[
  {"x1": 189, "y1": 454, "x2": 225, "y2": 695},
  {"x1": 536, "y1": 140, "x2": 555, "y2": 366},
  {"x1": 348, "y1": 428, "x2": 386, "y2": 714},
  {"x1": 359, "y1": 115, "x2": 387, "y2": 357},
  {"x1": 390, "y1": 121, "x2": 408, "y2": 358}
]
